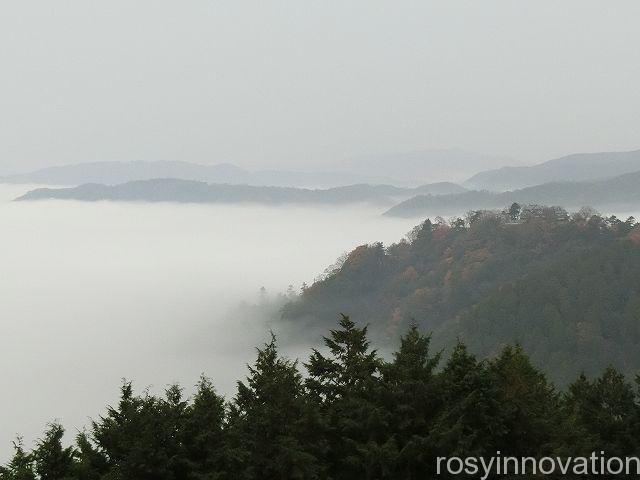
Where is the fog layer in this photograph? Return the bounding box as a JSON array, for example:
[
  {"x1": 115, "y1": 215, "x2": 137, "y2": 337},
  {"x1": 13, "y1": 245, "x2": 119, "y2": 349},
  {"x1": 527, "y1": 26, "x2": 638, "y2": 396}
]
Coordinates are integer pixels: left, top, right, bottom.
[{"x1": 0, "y1": 185, "x2": 417, "y2": 459}]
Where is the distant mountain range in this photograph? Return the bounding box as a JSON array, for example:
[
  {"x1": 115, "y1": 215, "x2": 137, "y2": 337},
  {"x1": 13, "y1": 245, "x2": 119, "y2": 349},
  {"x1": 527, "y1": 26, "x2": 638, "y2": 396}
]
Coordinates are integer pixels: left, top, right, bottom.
[
  {"x1": 1, "y1": 160, "x2": 415, "y2": 189},
  {"x1": 464, "y1": 149, "x2": 640, "y2": 191},
  {"x1": 6, "y1": 148, "x2": 639, "y2": 191},
  {"x1": 385, "y1": 170, "x2": 640, "y2": 217},
  {"x1": 7, "y1": 148, "x2": 640, "y2": 205},
  {"x1": 0, "y1": 150, "x2": 511, "y2": 188},
  {"x1": 15, "y1": 178, "x2": 467, "y2": 206},
  {"x1": 335, "y1": 149, "x2": 513, "y2": 184}
]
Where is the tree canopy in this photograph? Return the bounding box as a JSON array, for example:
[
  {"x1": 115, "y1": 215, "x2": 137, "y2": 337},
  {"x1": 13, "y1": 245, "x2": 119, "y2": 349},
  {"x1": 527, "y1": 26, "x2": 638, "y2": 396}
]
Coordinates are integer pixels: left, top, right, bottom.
[
  {"x1": 282, "y1": 206, "x2": 640, "y2": 384},
  {"x1": 3, "y1": 317, "x2": 640, "y2": 479}
]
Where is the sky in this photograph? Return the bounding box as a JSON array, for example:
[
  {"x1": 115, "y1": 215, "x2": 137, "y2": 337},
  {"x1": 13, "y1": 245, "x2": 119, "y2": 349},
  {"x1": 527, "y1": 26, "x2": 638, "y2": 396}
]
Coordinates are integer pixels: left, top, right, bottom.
[{"x1": 0, "y1": 0, "x2": 639, "y2": 175}]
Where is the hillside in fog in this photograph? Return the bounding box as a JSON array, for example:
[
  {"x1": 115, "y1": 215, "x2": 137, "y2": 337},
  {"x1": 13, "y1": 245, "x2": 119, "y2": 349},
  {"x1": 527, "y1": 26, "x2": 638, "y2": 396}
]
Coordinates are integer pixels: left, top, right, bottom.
[
  {"x1": 465, "y1": 149, "x2": 640, "y2": 191},
  {"x1": 15, "y1": 178, "x2": 466, "y2": 206},
  {"x1": 386, "y1": 169, "x2": 640, "y2": 217},
  {"x1": 282, "y1": 207, "x2": 640, "y2": 385}
]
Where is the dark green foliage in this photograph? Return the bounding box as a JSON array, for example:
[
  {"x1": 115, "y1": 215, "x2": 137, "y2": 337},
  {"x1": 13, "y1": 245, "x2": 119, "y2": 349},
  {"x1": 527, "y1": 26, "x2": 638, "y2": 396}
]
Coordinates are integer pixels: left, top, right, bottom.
[
  {"x1": 5, "y1": 317, "x2": 640, "y2": 479},
  {"x1": 70, "y1": 433, "x2": 107, "y2": 480},
  {"x1": 226, "y1": 334, "x2": 321, "y2": 480},
  {"x1": 0, "y1": 439, "x2": 36, "y2": 480},
  {"x1": 90, "y1": 382, "x2": 190, "y2": 480},
  {"x1": 488, "y1": 346, "x2": 560, "y2": 456},
  {"x1": 306, "y1": 315, "x2": 388, "y2": 479},
  {"x1": 561, "y1": 368, "x2": 639, "y2": 457},
  {"x1": 429, "y1": 343, "x2": 505, "y2": 459},
  {"x1": 381, "y1": 326, "x2": 441, "y2": 478},
  {"x1": 181, "y1": 377, "x2": 226, "y2": 479},
  {"x1": 32, "y1": 424, "x2": 75, "y2": 480},
  {"x1": 283, "y1": 208, "x2": 640, "y2": 384}
]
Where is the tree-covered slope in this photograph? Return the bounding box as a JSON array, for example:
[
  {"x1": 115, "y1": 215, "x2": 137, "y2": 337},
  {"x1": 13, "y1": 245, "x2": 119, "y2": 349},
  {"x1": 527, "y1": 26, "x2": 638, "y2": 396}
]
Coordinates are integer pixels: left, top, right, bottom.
[{"x1": 281, "y1": 206, "x2": 640, "y2": 384}]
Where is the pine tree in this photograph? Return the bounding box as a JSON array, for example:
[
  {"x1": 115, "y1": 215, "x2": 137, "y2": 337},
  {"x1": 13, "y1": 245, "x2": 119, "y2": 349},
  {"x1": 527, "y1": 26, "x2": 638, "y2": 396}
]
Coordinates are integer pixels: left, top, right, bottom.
[
  {"x1": 32, "y1": 423, "x2": 75, "y2": 480},
  {"x1": 488, "y1": 345, "x2": 560, "y2": 457},
  {"x1": 70, "y1": 432, "x2": 108, "y2": 480},
  {"x1": 0, "y1": 438, "x2": 36, "y2": 480},
  {"x1": 562, "y1": 367, "x2": 637, "y2": 456},
  {"x1": 382, "y1": 325, "x2": 442, "y2": 479},
  {"x1": 227, "y1": 334, "x2": 321, "y2": 480},
  {"x1": 430, "y1": 342, "x2": 505, "y2": 459},
  {"x1": 305, "y1": 315, "x2": 389, "y2": 479},
  {"x1": 91, "y1": 381, "x2": 187, "y2": 480},
  {"x1": 182, "y1": 376, "x2": 226, "y2": 479}
]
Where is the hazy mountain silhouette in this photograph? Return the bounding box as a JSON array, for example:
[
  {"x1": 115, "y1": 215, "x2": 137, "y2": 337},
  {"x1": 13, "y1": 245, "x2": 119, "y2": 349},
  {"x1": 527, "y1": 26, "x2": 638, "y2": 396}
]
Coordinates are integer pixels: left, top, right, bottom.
[
  {"x1": 1, "y1": 160, "x2": 417, "y2": 189},
  {"x1": 465, "y1": 149, "x2": 640, "y2": 191},
  {"x1": 386, "y1": 170, "x2": 640, "y2": 217},
  {"x1": 16, "y1": 178, "x2": 467, "y2": 206},
  {"x1": 337, "y1": 149, "x2": 512, "y2": 184}
]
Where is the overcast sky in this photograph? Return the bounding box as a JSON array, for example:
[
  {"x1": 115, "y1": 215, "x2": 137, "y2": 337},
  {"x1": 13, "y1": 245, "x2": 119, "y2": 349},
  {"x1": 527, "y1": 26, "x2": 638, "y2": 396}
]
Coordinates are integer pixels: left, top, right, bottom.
[{"x1": 0, "y1": 1, "x2": 638, "y2": 175}]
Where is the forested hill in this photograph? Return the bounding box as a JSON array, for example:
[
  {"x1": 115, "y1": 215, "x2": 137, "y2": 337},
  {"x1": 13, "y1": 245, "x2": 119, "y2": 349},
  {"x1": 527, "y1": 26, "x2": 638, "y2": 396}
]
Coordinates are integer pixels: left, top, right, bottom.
[
  {"x1": 385, "y1": 169, "x2": 640, "y2": 217},
  {"x1": 15, "y1": 178, "x2": 465, "y2": 206},
  {"x1": 281, "y1": 205, "x2": 640, "y2": 385}
]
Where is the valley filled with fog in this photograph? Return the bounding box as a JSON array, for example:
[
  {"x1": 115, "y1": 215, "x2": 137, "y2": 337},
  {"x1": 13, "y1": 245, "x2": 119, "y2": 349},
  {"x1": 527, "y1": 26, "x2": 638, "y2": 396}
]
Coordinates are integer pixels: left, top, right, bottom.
[
  {"x1": 2, "y1": 181, "x2": 639, "y2": 461},
  {"x1": 0, "y1": 184, "x2": 419, "y2": 460}
]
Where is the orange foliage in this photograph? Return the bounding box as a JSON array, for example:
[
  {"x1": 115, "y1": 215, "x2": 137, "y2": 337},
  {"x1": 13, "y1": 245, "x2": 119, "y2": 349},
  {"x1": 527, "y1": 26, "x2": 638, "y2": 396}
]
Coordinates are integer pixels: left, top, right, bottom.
[
  {"x1": 345, "y1": 245, "x2": 370, "y2": 266},
  {"x1": 444, "y1": 270, "x2": 454, "y2": 286},
  {"x1": 399, "y1": 266, "x2": 418, "y2": 282},
  {"x1": 442, "y1": 247, "x2": 454, "y2": 264},
  {"x1": 432, "y1": 225, "x2": 450, "y2": 241},
  {"x1": 460, "y1": 247, "x2": 491, "y2": 280},
  {"x1": 385, "y1": 307, "x2": 404, "y2": 338},
  {"x1": 408, "y1": 287, "x2": 432, "y2": 305}
]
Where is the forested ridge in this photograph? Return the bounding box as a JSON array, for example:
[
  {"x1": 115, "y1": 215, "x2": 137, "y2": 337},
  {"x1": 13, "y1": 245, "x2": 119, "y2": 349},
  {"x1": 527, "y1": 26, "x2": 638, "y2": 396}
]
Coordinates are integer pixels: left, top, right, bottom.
[
  {"x1": 3, "y1": 316, "x2": 640, "y2": 480},
  {"x1": 14, "y1": 179, "x2": 464, "y2": 206},
  {"x1": 282, "y1": 205, "x2": 640, "y2": 385}
]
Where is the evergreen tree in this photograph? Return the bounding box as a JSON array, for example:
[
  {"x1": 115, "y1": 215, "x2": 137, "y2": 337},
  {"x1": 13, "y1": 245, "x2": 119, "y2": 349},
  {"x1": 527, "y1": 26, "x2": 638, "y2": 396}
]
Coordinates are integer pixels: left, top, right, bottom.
[
  {"x1": 5, "y1": 318, "x2": 640, "y2": 480},
  {"x1": 182, "y1": 376, "x2": 226, "y2": 479},
  {"x1": 488, "y1": 345, "x2": 560, "y2": 457},
  {"x1": 32, "y1": 423, "x2": 75, "y2": 480},
  {"x1": 0, "y1": 438, "x2": 35, "y2": 480},
  {"x1": 227, "y1": 334, "x2": 321, "y2": 480},
  {"x1": 305, "y1": 315, "x2": 390, "y2": 479},
  {"x1": 562, "y1": 367, "x2": 638, "y2": 456},
  {"x1": 430, "y1": 343, "x2": 505, "y2": 460},
  {"x1": 70, "y1": 432, "x2": 108, "y2": 480},
  {"x1": 382, "y1": 325, "x2": 441, "y2": 479},
  {"x1": 91, "y1": 381, "x2": 188, "y2": 480}
]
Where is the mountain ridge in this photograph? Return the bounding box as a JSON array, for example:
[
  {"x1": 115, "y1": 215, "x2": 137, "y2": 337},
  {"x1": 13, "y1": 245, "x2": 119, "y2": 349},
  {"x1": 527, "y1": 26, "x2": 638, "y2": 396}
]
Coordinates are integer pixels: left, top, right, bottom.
[
  {"x1": 15, "y1": 178, "x2": 467, "y2": 206},
  {"x1": 464, "y1": 149, "x2": 640, "y2": 191},
  {"x1": 386, "y1": 169, "x2": 640, "y2": 217},
  {"x1": 280, "y1": 208, "x2": 640, "y2": 385},
  {"x1": 1, "y1": 160, "x2": 418, "y2": 189}
]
